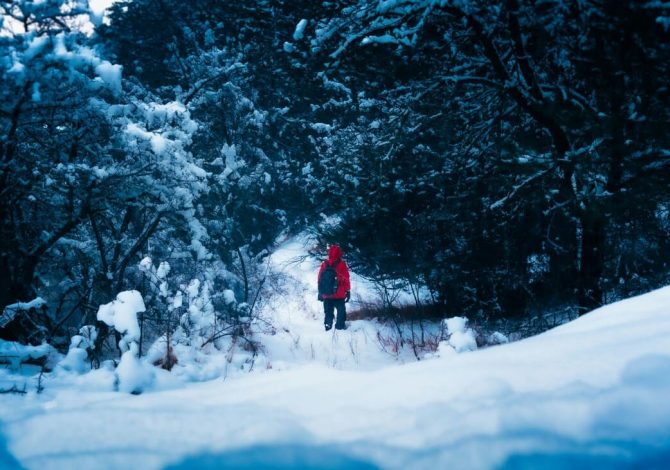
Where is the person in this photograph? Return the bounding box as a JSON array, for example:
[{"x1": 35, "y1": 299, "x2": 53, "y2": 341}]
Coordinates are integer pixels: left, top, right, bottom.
[{"x1": 317, "y1": 244, "x2": 351, "y2": 331}]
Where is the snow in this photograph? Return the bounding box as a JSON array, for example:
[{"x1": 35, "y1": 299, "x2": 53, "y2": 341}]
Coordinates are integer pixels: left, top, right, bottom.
[
  {"x1": 139, "y1": 256, "x2": 153, "y2": 272},
  {"x1": 444, "y1": 315, "x2": 467, "y2": 333},
  {"x1": 1, "y1": 298, "x2": 46, "y2": 328},
  {"x1": 149, "y1": 134, "x2": 168, "y2": 155},
  {"x1": 657, "y1": 16, "x2": 670, "y2": 30},
  {"x1": 361, "y1": 34, "x2": 398, "y2": 45},
  {"x1": 95, "y1": 292, "x2": 154, "y2": 393},
  {"x1": 7, "y1": 60, "x2": 25, "y2": 76},
  {"x1": 23, "y1": 36, "x2": 49, "y2": 61},
  {"x1": 283, "y1": 42, "x2": 295, "y2": 53},
  {"x1": 58, "y1": 347, "x2": 88, "y2": 375},
  {"x1": 31, "y1": 82, "x2": 41, "y2": 102},
  {"x1": 116, "y1": 343, "x2": 155, "y2": 394},
  {"x1": 58, "y1": 326, "x2": 98, "y2": 375},
  {"x1": 0, "y1": 340, "x2": 55, "y2": 371},
  {"x1": 293, "y1": 19, "x2": 308, "y2": 41},
  {"x1": 443, "y1": 316, "x2": 478, "y2": 352},
  {"x1": 94, "y1": 61, "x2": 122, "y2": 94},
  {"x1": 96, "y1": 290, "x2": 145, "y2": 351},
  {"x1": 186, "y1": 279, "x2": 200, "y2": 300},
  {"x1": 125, "y1": 122, "x2": 177, "y2": 157},
  {"x1": 1, "y1": 238, "x2": 670, "y2": 468},
  {"x1": 89, "y1": 0, "x2": 115, "y2": 18},
  {"x1": 310, "y1": 122, "x2": 333, "y2": 133},
  {"x1": 221, "y1": 143, "x2": 242, "y2": 179},
  {"x1": 171, "y1": 291, "x2": 183, "y2": 309},
  {"x1": 488, "y1": 331, "x2": 509, "y2": 345},
  {"x1": 223, "y1": 289, "x2": 236, "y2": 305},
  {"x1": 156, "y1": 261, "x2": 171, "y2": 279}
]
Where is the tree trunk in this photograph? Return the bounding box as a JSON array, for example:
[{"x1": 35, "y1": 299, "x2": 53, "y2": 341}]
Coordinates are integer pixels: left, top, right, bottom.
[
  {"x1": 0, "y1": 255, "x2": 39, "y2": 312},
  {"x1": 0, "y1": 257, "x2": 13, "y2": 313},
  {"x1": 577, "y1": 205, "x2": 605, "y2": 314}
]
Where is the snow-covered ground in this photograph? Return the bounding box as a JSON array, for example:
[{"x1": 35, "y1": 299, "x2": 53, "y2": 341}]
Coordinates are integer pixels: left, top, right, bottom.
[
  {"x1": 252, "y1": 235, "x2": 438, "y2": 371},
  {"x1": 1, "y1": 237, "x2": 670, "y2": 469}
]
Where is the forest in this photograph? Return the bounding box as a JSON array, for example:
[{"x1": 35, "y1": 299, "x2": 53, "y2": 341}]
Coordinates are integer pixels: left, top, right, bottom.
[{"x1": 1, "y1": 0, "x2": 670, "y2": 358}]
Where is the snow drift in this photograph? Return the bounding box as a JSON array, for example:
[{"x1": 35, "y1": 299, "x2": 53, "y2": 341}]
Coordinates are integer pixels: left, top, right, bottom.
[{"x1": 0, "y1": 284, "x2": 669, "y2": 469}]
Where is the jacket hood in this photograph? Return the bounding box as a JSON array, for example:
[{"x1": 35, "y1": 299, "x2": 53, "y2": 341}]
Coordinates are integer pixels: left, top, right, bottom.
[{"x1": 327, "y1": 244, "x2": 343, "y2": 263}]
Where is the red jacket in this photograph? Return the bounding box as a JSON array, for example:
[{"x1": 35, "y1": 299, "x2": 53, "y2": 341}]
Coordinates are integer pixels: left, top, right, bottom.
[{"x1": 318, "y1": 245, "x2": 351, "y2": 300}]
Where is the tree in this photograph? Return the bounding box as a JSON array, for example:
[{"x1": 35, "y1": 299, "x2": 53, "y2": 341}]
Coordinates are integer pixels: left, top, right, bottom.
[
  {"x1": 0, "y1": 0, "x2": 122, "y2": 310},
  {"x1": 0, "y1": 1, "x2": 218, "y2": 352},
  {"x1": 306, "y1": 0, "x2": 670, "y2": 318}
]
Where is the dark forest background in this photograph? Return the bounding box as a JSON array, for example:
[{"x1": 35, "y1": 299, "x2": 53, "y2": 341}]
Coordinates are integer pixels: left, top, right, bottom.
[{"x1": 2, "y1": 0, "x2": 670, "y2": 353}]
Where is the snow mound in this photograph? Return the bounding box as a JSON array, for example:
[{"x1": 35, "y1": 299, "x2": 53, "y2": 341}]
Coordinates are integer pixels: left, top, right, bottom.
[
  {"x1": 443, "y1": 316, "x2": 477, "y2": 353},
  {"x1": 116, "y1": 344, "x2": 155, "y2": 394}
]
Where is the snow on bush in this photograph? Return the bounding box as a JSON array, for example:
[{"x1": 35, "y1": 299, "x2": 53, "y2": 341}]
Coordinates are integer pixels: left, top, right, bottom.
[
  {"x1": 59, "y1": 336, "x2": 88, "y2": 374},
  {"x1": 436, "y1": 340, "x2": 457, "y2": 358},
  {"x1": 147, "y1": 279, "x2": 254, "y2": 381},
  {"x1": 488, "y1": 331, "x2": 509, "y2": 345},
  {"x1": 97, "y1": 290, "x2": 144, "y2": 352},
  {"x1": 96, "y1": 291, "x2": 154, "y2": 393},
  {"x1": 441, "y1": 316, "x2": 478, "y2": 353},
  {"x1": 59, "y1": 347, "x2": 88, "y2": 375},
  {"x1": 145, "y1": 334, "x2": 175, "y2": 369},
  {"x1": 139, "y1": 257, "x2": 246, "y2": 379},
  {"x1": 0, "y1": 297, "x2": 46, "y2": 328},
  {"x1": 116, "y1": 343, "x2": 155, "y2": 394},
  {"x1": 58, "y1": 326, "x2": 98, "y2": 374},
  {"x1": 140, "y1": 271, "x2": 257, "y2": 381},
  {"x1": 0, "y1": 339, "x2": 57, "y2": 371}
]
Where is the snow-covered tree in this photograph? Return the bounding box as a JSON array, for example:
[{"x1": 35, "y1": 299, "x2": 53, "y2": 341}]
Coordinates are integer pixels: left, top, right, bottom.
[
  {"x1": 307, "y1": 0, "x2": 670, "y2": 319},
  {"x1": 0, "y1": 0, "x2": 123, "y2": 312}
]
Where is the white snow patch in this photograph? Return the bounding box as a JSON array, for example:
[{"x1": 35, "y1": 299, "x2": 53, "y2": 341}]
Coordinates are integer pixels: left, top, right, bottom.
[
  {"x1": 116, "y1": 343, "x2": 155, "y2": 394},
  {"x1": 96, "y1": 290, "x2": 145, "y2": 351},
  {"x1": 94, "y1": 62, "x2": 122, "y2": 94},
  {"x1": 58, "y1": 347, "x2": 88, "y2": 375},
  {"x1": 156, "y1": 261, "x2": 171, "y2": 280},
  {"x1": 293, "y1": 19, "x2": 308, "y2": 41},
  {"x1": 444, "y1": 316, "x2": 478, "y2": 352},
  {"x1": 223, "y1": 289, "x2": 236, "y2": 305}
]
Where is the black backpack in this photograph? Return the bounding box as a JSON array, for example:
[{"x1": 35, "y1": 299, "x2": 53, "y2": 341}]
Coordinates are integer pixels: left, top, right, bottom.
[{"x1": 318, "y1": 260, "x2": 339, "y2": 295}]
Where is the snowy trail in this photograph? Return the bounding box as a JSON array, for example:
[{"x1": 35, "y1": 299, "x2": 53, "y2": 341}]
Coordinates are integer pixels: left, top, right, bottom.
[
  {"x1": 253, "y1": 236, "x2": 423, "y2": 371},
  {"x1": 2, "y1": 284, "x2": 670, "y2": 469}
]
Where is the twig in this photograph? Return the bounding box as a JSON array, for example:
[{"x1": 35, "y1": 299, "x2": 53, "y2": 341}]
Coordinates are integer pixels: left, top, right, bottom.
[{"x1": 1, "y1": 384, "x2": 27, "y2": 395}]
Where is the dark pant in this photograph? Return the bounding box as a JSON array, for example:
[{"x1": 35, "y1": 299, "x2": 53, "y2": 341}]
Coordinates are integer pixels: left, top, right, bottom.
[{"x1": 323, "y1": 298, "x2": 346, "y2": 329}]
